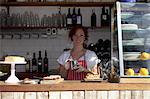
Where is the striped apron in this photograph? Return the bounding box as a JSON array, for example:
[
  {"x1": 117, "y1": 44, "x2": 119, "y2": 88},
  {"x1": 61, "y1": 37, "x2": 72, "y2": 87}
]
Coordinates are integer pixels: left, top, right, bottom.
[{"x1": 67, "y1": 57, "x2": 87, "y2": 80}]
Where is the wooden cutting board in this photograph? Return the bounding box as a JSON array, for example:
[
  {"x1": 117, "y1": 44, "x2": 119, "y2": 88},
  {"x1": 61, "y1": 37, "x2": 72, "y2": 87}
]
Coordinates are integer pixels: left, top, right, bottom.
[
  {"x1": 40, "y1": 78, "x2": 64, "y2": 84},
  {"x1": 81, "y1": 78, "x2": 103, "y2": 82}
]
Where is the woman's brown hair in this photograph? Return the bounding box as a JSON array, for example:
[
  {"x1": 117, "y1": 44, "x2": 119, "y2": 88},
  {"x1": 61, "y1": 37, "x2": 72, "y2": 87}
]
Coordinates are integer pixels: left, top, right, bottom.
[{"x1": 69, "y1": 25, "x2": 88, "y2": 48}]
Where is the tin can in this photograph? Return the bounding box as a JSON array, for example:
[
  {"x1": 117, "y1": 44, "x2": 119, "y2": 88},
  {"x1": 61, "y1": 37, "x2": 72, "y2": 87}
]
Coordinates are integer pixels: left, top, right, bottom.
[{"x1": 70, "y1": 60, "x2": 78, "y2": 70}]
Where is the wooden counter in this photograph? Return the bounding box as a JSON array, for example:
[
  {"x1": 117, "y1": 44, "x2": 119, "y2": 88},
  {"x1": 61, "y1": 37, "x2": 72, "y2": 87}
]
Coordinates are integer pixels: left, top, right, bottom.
[
  {"x1": 0, "y1": 81, "x2": 150, "y2": 99},
  {"x1": 1, "y1": 80, "x2": 150, "y2": 91}
]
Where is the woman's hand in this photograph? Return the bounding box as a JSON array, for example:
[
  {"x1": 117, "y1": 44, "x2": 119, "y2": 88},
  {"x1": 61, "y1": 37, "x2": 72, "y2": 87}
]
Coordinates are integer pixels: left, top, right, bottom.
[
  {"x1": 74, "y1": 65, "x2": 98, "y2": 74},
  {"x1": 74, "y1": 65, "x2": 85, "y2": 72}
]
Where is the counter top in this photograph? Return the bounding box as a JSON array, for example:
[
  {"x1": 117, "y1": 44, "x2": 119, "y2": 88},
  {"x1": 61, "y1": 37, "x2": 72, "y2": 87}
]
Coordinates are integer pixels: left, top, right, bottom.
[{"x1": 1, "y1": 80, "x2": 150, "y2": 92}]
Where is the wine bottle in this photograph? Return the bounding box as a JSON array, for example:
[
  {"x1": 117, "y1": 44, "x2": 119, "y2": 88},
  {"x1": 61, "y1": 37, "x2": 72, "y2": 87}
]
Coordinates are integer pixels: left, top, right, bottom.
[
  {"x1": 38, "y1": 51, "x2": 42, "y2": 72},
  {"x1": 91, "y1": 9, "x2": 97, "y2": 28},
  {"x1": 57, "y1": 10, "x2": 62, "y2": 27},
  {"x1": 66, "y1": 8, "x2": 72, "y2": 27},
  {"x1": 25, "y1": 52, "x2": 31, "y2": 72},
  {"x1": 77, "y1": 8, "x2": 82, "y2": 26},
  {"x1": 32, "y1": 52, "x2": 37, "y2": 72},
  {"x1": 44, "y1": 50, "x2": 48, "y2": 74},
  {"x1": 101, "y1": 7, "x2": 109, "y2": 26},
  {"x1": 72, "y1": 7, "x2": 77, "y2": 26},
  {"x1": 106, "y1": 9, "x2": 110, "y2": 26}
]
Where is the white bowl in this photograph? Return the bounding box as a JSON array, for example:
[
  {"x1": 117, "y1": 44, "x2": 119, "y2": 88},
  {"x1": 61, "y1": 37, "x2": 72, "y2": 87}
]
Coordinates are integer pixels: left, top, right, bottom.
[
  {"x1": 121, "y1": 3, "x2": 135, "y2": 9},
  {"x1": 146, "y1": 26, "x2": 150, "y2": 30},
  {"x1": 121, "y1": 12, "x2": 134, "y2": 19},
  {"x1": 147, "y1": 3, "x2": 150, "y2": 7},
  {"x1": 122, "y1": 24, "x2": 138, "y2": 30},
  {"x1": 143, "y1": 13, "x2": 150, "y2": 20}
]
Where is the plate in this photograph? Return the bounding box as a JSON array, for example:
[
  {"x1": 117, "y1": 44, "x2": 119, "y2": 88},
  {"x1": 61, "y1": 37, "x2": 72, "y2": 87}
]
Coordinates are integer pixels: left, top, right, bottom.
[
  {"x1": 146, "y1": 26, "x2": 150, "y2": 30},
  {"x1": 0, "y1": 72, "x2": 7, "y2": 76},
  {"x1": 121, "y1": 24, "x2": 138, "y2": 30},
  {"x1": 121, "y1": 12, "x2": 134, "y2": 19},
  {"x1": 121, "y1": 3, "x2": 135, "y2": 8},
  {"x1": 143, "y1": 13, "x2": 150, "y2": 20},
  {"x1": 147, "y1": 3, "x2": 150, "y2": 7},
  {"x1": 123, "y1": 38, "x2": 144, "y2": 46},
  {"x1": 123, "y1": 52, "x2": 141, "y2": 61}
]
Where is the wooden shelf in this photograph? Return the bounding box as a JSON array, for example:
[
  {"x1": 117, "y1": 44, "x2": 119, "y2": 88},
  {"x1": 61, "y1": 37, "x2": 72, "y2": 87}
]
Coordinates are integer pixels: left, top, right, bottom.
[
  {"x1": 0, "y1": 26, "x2": 66, "y2": 29},
  {"x1": 0, "y1": 26, "x2": 110, "y2": 30},
  {"x1": 0, "y1": 2, "x2": 114, "y2": 7}
]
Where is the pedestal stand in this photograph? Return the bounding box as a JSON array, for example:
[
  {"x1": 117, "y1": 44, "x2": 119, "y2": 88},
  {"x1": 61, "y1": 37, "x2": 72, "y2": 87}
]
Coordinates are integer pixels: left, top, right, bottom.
[{"x1": 0, "y1": 61, "x2": 26, "y2": 83}]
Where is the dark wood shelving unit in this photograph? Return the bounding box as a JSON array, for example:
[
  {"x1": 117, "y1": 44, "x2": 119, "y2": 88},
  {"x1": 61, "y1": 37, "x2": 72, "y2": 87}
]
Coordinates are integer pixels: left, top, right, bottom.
[
  {"x1": 0, "y1": 1, "x2": 112, "y2": 33},
  {"x1": 0, "y1": 2, "x2": 115, "y2": 7}
]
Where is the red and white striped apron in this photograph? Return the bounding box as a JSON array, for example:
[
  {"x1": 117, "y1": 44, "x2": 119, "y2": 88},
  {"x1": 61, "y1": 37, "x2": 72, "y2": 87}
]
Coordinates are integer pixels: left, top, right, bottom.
[{"x1": 67, "y1": 59, "x2": 87, "y2": 80}]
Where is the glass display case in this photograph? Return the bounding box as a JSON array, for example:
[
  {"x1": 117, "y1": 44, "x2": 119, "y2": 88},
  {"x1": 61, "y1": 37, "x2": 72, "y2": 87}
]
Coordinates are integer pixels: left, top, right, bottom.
[{"x1": 114, "y1": 2, "x2": 150, "y2": 77}]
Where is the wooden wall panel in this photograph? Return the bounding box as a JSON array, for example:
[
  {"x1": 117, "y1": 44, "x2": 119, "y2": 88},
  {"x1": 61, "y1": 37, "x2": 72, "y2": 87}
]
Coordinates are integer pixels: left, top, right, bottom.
[
  {"x1": 24, "y1": 92, "x2": 36, "y2": 99},
  {"x1": 131, "y1": 91, "x2": 143, "y2": 99},
  {"x1": 108, "y1": 91, "x2": 119, "y2": 99},
  {"x1": 1, "y1": 92, "x2": 14, "y2": 99},
  {"x1": 49, "y1": 91, "x2": 60, "y2": 99},
  {"x1": 72, "y1": 91, "x2": 84, "y2": 99},
  {"x1": 85, "y1": 91, "x2": 97, "y2": 99},
  {"x1": 14, "y1": 92, "x2": 24, "y2": 99},
  {"x1": 37, "y1": 92, "x2": 48, "y2": 99},
  {"x1": 60, "y1": 91, "x2": 72, "y2": 99},
  {"x1": 120, "y1": 91, "x2": 131, "y2": 99},
  {"x1": 143, "y1": 91, "x2": 150, "y2": 99},
  {"x1": 1, "y1": 90, "x2": 150, "y2": 99},
  {"x1": 97, "y1": 91, "x2": 108, "y2": 99}
]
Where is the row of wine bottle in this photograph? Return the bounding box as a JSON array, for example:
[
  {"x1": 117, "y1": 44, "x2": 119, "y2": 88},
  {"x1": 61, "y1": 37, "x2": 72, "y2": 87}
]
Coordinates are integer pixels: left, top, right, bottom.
[
  {"x1": 25, "y1": 50, "x2": 49, "y2": 73},
  {"x1": 66, "y1": 7, "x2": 82, "y2": 27},
  {"x1": 66, "y1": 7, "x2": 110, "y2": 27}
]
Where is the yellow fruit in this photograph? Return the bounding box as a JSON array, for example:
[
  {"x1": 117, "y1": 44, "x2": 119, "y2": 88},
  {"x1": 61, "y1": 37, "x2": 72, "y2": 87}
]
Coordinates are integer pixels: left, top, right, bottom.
[
  {"x1": 139, "y1": 68, "x2": 149, "y2": 76},
  {"x1": 140, "y1": 52, "x2": 150, "y2": 60},
  {"x1": 126, "y1": 68, "x2": 134, "y2": 76}
]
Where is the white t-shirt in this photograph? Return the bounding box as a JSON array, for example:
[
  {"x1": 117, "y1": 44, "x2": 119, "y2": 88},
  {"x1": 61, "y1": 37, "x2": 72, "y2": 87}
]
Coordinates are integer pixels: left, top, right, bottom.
[{"x1": 57, "y1": 50, "x2": 99, "y2": 71}]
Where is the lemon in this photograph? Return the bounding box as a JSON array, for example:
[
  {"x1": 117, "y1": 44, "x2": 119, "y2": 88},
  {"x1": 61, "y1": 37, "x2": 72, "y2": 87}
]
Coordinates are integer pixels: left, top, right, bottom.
[
  {"x1": 139, "y1": 68, "x2": 149, "y2": 76},
  {"x1": 126, "y1": 68, "x2": 134, "y2": 76},
  {"x1": 140, "y1": 52, "x2": 150, "y2": 60}
]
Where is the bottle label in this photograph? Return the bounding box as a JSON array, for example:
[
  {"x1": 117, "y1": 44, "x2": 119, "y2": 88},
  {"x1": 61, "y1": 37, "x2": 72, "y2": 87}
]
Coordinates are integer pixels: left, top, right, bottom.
[
  {"x1": 67, "y1": 18, "x2": 72, "y2": 25},
  {"x1": 102, "y1": 15, "x2": 107, "y2": 20},
  {"x1": 77, "y1": 16, "x2": 81, "y2": 24},
  {"x1": 44, "y1": 64, "x2": 48, "y2": 67},
  {"x1": 38, "y1": 62, "x2": 42, "y2": 65}
]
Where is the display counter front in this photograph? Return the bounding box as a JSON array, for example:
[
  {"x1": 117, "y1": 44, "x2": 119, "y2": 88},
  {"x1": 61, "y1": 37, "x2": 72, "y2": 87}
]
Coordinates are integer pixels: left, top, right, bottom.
[{"x1": 0, "y1": 81, "x2": 150, "y2": 99}]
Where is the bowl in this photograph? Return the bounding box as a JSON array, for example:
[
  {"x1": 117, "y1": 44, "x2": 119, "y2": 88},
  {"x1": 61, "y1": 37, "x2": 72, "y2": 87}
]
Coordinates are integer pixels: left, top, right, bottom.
[
  {"x1": 121, "y1": 12, "x2": 134, "y2": 19},
  {"x1": 121, "y1": 3, "x2": 135, "y2": 8},
  {"x1": 147, "y1": 3, "x2": 150, "y2": 7},
  {"x1": 120, "y1": 0, "x2": 136, "y2": 2},
  {"x1": 143, "y1": 13, "x2": 150, "y2": 20},
  {"x1": 147, "y1": 26, "x2": 150, "y2": 30}
]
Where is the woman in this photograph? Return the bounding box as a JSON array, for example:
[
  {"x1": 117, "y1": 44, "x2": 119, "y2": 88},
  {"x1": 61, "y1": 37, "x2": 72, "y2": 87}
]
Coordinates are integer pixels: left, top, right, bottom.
[{"x1": 57, "y1": 25, "x2": 99, "y2": 80}]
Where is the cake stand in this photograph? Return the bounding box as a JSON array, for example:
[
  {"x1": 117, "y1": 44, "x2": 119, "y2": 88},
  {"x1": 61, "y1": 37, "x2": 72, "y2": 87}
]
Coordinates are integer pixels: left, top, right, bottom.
[{"x1": 0, "y1": 61, "x2": 26, "y2": 83}]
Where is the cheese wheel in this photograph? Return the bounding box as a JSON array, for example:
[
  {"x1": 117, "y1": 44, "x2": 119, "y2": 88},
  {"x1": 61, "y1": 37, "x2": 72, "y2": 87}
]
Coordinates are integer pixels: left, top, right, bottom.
[{"x1": 5, "y1": 56, "x2": 25, "y2": 62}]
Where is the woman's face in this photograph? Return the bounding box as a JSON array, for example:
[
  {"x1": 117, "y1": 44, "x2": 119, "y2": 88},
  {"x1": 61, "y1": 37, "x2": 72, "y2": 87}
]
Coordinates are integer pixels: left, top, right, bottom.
[{"x1": 72, "y1": 29, "x2": 85, "y2": 46}]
